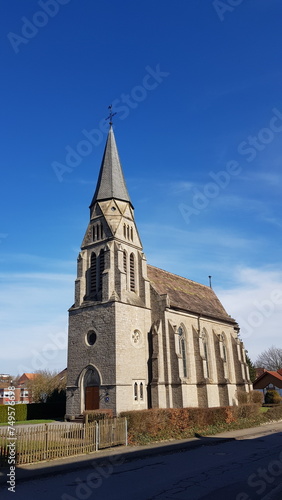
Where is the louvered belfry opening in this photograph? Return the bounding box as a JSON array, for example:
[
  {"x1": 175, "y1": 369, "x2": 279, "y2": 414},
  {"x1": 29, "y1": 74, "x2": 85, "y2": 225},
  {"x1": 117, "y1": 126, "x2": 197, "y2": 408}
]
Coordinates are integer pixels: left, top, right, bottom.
[
  {"x1": 90, "y1": 252, "x2": 97, "y2": 293},
  {"x1": 129, "y1": 253, "x2": 135, "y2": 292},
  {"x1": 99, "y1": 249, "x2": 105, "y2": 291}
]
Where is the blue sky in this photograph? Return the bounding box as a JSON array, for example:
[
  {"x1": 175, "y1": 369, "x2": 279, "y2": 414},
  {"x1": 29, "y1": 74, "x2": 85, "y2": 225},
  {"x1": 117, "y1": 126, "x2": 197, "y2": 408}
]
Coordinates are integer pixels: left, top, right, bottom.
[{"x1": 1, "y1": 0, "x2": 282, "y2": 375}]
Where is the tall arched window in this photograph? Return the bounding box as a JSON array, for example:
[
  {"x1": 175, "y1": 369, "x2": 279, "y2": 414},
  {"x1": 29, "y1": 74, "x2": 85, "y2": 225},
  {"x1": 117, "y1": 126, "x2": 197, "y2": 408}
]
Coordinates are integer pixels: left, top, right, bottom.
[
  {"x1": 130, "y1": 253, "x2": 135, "y2": 292},
  {"x1": 140, "y1": 382, "x2": 144, "y2": 400},
  {"x1": 201, "y1": 331, "x2": 210, "y2": 379},
  {"x1": 90, "y1": 252, "x2": 96, "y2": 293},
  {"x1": 178, "y1": 326, "x2": 188, "y2": 378},
  {"x1": 134, "y1": 382, "x2": 138, "y2": 401},
  {"x1": 123, "y1": 224, "x2": 126, "y2": 238},
  {"x1": 99, "y1": 249, "x2": 105, "y2": 291},
  {"x1": 92, "y1": 226, "x2": 96, "y2": 241},
  {"x1": 130, "y1": 227, "x2": 133, "y2": 241}
]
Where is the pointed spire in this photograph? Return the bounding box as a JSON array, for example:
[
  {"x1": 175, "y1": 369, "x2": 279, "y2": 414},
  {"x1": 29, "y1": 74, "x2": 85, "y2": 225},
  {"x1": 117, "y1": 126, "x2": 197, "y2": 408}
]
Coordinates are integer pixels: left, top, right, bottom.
[{"x1": 90, "y1": 127, "x2": 133, "y2": 208}]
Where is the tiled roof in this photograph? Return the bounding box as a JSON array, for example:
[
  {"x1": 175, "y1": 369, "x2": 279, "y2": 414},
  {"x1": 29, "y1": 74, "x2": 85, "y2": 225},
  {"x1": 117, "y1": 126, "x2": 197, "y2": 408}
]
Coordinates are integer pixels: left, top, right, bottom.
[
  {"x1": 147, "y1": 265, "x2": 235, "y2": 323},
  {"x1": 254, "y1": 370, "x2": 282, "y2": 385},
  {"x1": 90, "y1": 127, "x2": 132, "y2": 207}
]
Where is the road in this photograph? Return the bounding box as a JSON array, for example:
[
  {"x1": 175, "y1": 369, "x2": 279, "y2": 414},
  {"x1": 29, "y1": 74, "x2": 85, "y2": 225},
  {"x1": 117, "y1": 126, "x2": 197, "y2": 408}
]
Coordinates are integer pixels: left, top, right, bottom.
[{"x1": 1, "y1": 426, "x2": 282, "y2": 500}]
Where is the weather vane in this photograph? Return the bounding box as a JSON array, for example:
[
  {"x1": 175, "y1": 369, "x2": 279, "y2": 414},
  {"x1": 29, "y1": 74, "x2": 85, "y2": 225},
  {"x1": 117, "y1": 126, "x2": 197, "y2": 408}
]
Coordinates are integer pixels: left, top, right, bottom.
[{"x1": 105, "y1": 104, "x2": 117, "y2": 127}]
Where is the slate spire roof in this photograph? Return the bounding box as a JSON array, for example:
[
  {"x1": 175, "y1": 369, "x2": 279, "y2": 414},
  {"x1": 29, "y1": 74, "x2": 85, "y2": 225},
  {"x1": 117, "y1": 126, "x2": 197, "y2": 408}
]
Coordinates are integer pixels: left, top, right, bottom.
[{"x1": 90, "y1": 126, "x2": 133, "y2": 208}]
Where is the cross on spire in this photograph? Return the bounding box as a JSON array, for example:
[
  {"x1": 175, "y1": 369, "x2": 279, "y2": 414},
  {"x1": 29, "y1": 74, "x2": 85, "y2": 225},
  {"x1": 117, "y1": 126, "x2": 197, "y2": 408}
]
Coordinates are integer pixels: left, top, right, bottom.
[{"x1": 105, "y1": 105, "x2": 117, "y2": 127}]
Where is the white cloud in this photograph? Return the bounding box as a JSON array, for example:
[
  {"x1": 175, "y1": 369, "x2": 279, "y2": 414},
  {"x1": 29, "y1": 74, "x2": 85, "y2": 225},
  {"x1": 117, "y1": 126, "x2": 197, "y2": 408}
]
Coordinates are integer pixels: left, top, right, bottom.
[
  {"x1": 0, "y1": 267, "x2": 74, "y2": 375},
  {"x1": 217, "y1": 266, "x2": 282, "y2": 363}
]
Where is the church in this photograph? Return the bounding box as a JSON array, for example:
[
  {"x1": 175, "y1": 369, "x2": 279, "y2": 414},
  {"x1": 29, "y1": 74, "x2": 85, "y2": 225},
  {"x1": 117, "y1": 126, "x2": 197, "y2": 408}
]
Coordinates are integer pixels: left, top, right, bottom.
[{"x1": 65, "y1": 123, "x2": 251, "y2": 419}]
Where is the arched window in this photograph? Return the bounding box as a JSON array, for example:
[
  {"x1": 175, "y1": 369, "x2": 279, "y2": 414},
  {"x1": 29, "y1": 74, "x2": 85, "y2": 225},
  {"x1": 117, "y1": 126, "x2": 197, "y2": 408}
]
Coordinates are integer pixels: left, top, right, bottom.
[
  {"x1": 99, "y1": 249, "x2": 105, "y2": 291},
  {"x1": 134, "y1": 382, "x2": 138, "y2": 401},
  {"x1": 127, "y1": 225, "x2": 130, "y2": 239},
  {"x1": 123, "y1": 224, "x2": 126, "y2": 238},
  {"x1": 178, "y1": 326, "x2": 188, "y2": 378},
  {"x1": 90, "y1": 252, "x2": 96, "y2": 293},
  {"x1": 201, "y1": 330, "x2": 210, "y2": 379},
  {"x1": 92, "y1": 226, "x2": 96, "y2": 241},
  {"x1": 130, "y1": 253, "x2": 135, "y2": 292},
  {"x1": 140, "y1": 382, "x2": 144, "y2": 400},
  {"x1": 97, "y1": 224, "x2": 100, "y2": 240},
  {"x1": 130, "y1": 227, "x2": 133, "y2": 241}
]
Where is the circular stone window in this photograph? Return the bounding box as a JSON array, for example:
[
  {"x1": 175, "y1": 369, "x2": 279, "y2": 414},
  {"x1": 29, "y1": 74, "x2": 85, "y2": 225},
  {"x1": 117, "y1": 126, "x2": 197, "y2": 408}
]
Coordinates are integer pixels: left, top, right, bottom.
[
  {"x1": 130, "y1": 330, "x2": 143, "y2": 348},
  {"x1": 86, "y1": 330, "x2": 97, "y2": 346},
  {"x1": 111, "y1": 206, "x2": 116, "y2": 211}
]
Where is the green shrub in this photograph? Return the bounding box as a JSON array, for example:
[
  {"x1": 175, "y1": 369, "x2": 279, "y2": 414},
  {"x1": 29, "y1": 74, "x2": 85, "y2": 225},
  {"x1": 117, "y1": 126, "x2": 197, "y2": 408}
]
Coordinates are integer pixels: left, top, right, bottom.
[
  {"x1": 265, "y1": 390, "x2": 282, "y2": 405},
  {"x1": 15, "y1": 404, "x2": 27, "y2": 421},
  {"x1": 0, "y1": 405, "x2": 8, "y2": 423}
]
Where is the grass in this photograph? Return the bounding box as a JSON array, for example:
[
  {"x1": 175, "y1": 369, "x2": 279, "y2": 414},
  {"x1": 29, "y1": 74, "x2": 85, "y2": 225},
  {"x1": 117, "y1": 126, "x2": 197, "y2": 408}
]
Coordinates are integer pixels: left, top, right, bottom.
[
  {"x1": 0, "y1": 419, "x2": 55, "y2": 426},
  {"x1": 260, "y1": 407, "x2": 269, "y2": 413}
]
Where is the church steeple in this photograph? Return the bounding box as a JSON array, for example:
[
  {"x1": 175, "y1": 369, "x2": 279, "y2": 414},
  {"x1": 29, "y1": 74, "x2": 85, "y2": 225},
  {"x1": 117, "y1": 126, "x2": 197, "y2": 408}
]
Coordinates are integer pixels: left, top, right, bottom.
[{"x1": 90, "y1": 126, "x2": 133, "y2": 209}]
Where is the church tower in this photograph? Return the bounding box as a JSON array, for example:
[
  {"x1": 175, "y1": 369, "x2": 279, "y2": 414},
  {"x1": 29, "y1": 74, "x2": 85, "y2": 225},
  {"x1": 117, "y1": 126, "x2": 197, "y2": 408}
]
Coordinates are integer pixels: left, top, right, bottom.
[{"x1": 66, "y1": 126, "x2": 151, "y2": 418}]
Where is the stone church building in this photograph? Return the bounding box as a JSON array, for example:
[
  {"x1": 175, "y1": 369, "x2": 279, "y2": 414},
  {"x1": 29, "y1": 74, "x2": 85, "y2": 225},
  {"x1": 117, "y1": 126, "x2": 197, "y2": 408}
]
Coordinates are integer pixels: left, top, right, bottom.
[{"x1": 66, "y1": 126, "x2": 251, "y2": 419}]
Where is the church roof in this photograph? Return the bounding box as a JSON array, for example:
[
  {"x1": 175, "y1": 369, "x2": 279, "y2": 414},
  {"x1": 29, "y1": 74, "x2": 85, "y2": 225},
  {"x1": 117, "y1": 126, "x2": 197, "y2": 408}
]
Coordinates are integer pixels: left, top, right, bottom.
[
  {"x1": 147, "y1": 265, "x2": 235, "y2": 323},
  {"x1": 90, "y1": 126, "x2": 132, "y2": 208}
]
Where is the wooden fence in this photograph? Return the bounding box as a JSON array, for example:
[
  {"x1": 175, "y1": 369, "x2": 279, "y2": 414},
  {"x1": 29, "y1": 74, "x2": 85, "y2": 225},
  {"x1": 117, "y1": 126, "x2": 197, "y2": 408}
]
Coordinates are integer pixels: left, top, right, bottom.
[{"x1": 0, "y1": 417, "x2": 127, "y2": 466}]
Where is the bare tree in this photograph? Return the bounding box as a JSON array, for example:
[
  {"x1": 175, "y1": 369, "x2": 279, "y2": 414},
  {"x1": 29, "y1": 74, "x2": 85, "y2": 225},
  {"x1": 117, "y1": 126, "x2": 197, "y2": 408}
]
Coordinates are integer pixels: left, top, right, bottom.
[
  {"x1": 26, "y1": 370, "x2": 66, "y2": 403},
  {"x1": 255, "y1": 346, "x2": 282, "y2": 371}
]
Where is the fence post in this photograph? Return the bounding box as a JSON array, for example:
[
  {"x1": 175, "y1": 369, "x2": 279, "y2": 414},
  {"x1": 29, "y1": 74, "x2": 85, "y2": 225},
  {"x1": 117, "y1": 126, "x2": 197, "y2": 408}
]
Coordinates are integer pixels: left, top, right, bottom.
[
  {"x1": 125, "y1": 418, "x2": 128, "y2": 446},
  {"x1": 95, "y1": 421, "x2": 99, "y2": 451},
  {"x1": 44, "y1": 424, "x2": 48, "y2": 460}
]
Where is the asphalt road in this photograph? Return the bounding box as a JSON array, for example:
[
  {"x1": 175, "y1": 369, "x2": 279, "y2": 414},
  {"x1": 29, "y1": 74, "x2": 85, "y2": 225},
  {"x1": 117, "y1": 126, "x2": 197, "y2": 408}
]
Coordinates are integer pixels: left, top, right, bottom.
[{"x1": 1, "y1": 426, "x2": 282, "y2": 500}]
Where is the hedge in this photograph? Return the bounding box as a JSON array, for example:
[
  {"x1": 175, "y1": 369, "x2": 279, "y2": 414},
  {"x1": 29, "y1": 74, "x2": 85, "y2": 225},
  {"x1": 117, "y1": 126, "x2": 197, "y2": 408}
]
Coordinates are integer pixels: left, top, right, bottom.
[
  {"x1": 0, "y1": 402, "x2": 65, "y2": 423},
  {"x1": 120, "y1": 404, "x2": 260, "y2": 442}
]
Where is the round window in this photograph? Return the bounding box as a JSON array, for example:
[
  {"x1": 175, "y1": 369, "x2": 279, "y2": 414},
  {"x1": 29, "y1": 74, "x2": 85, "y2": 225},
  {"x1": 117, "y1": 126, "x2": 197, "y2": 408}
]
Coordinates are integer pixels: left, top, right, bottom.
[{"x1": 86, "y1": 330, "x2": 97, "y2": 346}]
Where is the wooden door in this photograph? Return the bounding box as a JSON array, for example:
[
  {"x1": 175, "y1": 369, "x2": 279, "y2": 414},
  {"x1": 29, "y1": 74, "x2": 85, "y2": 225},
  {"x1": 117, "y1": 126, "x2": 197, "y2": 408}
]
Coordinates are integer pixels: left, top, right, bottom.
[{"x1": 85, "y1": 386, "x2": 99, "y2": 410}]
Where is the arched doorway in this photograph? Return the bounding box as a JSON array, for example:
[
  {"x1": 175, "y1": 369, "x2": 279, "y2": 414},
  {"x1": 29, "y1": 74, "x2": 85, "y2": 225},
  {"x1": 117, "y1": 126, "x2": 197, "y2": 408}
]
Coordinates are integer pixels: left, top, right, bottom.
[{"x1": 83, "y1": 367, "x2": 100, "y2": 411}]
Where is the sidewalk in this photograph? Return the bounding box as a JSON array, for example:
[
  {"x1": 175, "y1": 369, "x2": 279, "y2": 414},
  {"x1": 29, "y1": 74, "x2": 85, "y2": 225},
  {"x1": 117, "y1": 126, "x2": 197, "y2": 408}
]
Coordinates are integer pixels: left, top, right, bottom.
[{"x1": 1, "y1": 420, "x2": 281, "y2": 486}]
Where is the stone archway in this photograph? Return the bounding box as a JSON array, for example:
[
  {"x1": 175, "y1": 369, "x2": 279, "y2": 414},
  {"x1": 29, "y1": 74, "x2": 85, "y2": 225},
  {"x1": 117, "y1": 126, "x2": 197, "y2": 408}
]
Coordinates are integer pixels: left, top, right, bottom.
[{"x1": 83, "y1": 367, "x2": 100, "y2": 411}]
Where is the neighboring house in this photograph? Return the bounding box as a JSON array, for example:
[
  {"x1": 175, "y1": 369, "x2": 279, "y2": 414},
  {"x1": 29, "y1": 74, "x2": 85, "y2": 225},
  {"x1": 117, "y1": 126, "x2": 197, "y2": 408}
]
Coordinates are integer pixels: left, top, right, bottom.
[
  {"x1": 66, "y1": 125, "x2": 252, "y2": 419},
  {"x1": 0, "y1": 383, "x2": 30, "y2": 405},
  {"x1": 253, "y1": 370, "x2": 282, "y2": 397}
]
